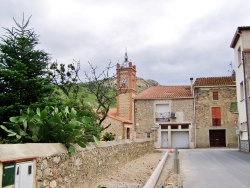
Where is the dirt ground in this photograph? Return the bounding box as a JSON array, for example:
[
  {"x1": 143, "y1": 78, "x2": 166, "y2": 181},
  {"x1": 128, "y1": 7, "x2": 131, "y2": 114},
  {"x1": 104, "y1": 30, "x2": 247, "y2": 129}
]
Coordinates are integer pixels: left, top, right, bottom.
[{"x1": 97, "y1": 150, "x2": 183, "y2": 188}]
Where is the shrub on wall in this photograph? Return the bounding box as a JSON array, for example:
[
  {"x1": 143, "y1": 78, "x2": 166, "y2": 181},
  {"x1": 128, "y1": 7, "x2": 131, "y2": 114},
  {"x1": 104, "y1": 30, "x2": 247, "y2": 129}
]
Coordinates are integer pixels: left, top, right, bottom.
[
  {"x1": 0, "y1": 106, "x2": 101, "y2": 153},
  {"x1": 101, "y1": 132, "x2": 116, "y2": 141}
]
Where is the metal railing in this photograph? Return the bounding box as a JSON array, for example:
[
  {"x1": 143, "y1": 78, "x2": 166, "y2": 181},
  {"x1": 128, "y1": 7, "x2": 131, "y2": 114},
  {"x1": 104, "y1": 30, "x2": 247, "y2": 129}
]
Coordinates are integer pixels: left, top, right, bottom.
[{"x1": 155, "y1": 112, "x2": 171, "y2": 122}]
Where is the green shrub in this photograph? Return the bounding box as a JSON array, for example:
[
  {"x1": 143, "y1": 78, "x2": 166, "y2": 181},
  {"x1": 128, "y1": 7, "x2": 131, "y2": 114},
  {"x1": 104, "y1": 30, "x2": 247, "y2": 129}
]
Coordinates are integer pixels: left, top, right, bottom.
[
  {"x1": 101, "y1": 132, "x2": 116, "y2": 141},
  {"x1": 0, "y1": 106, "x2": 101, "y2": 154}
]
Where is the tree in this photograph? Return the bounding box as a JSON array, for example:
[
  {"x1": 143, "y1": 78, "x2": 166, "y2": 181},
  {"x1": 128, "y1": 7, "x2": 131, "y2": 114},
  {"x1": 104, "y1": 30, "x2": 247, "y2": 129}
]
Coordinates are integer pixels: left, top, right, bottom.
[
  {"x1": 49, "y1": 60, "x2": 124, "y2": 130},
  {"x1": 48, "y1": 60, "x2": 80, "y2": 103},
  {"x1": 0, "y1": 15, "x2": 54, "y2": 127},
  {"x1": 48, "y1": 60, "x2": 103, "y2": 139},
  {"x1": 84, "y1": 62, "x2": 125, "y2": 129}
]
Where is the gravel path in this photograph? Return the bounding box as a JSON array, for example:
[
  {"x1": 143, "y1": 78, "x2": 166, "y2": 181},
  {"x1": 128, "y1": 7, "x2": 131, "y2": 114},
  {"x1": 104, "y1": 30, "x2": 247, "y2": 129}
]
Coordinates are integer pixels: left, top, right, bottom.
[{"x1": 98, "y1": 151, "x2": 165, "y2": 188}]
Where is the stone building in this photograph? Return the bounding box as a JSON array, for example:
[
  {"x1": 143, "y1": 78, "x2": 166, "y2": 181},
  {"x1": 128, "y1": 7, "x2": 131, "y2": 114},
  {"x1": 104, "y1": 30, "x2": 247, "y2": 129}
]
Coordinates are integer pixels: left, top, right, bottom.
[
  {"x1": 101, "y1": 52, "x2": 136, "y2": 140},
  {"x1": 230, "y1": 26, "x2": 250, "y2": 152},
  {"x1": 102, "y1": 53, "x2": 238, "y2": 149},
  {"x1": 193, "y1": 76, "x2": 238, "y2": 148},
  {"x1": 134, "y1": 85, "x2": 195, "y2": 148}
]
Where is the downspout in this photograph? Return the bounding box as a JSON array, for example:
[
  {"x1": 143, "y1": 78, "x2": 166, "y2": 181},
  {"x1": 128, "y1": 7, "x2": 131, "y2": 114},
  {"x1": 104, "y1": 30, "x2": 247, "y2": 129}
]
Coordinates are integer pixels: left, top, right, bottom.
[
  {"x1": 190, "y1": 78, "x2": 197, "y2": 148},
  {"x1": 133, "y1": 99, "x2": 137, "y2": 139},
  {"x1": 242, "y1": 51, "x2": 250, "y2": 151},
  {"x1": 193, "y1": 87, "x2": 197, "y2": 148}
]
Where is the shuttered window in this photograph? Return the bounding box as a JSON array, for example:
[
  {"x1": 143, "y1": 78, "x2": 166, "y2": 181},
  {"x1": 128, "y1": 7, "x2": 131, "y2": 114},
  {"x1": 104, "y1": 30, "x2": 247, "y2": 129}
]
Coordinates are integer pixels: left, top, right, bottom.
[
  {"x1": 213, "y1": 92, "x2": 218, "y2": 100},
  {"x1": 212, "y1": 107, "x2": 221, "y2": 126}
]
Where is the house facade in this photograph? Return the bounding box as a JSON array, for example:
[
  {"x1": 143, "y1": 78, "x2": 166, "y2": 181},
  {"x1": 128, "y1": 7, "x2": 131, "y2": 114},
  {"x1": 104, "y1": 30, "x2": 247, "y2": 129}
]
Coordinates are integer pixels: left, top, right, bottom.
[
  {"x1": 193, "y1": 77, "x2": 238, "y2": 148},
  {"x1": 230, "y1": 26, "x2": 250, "y2": 152},
  {"x1": 102, "y1": 108, "x2": 133, "y2": 140},
  {"x1": 134, "y1": 85, "x2": 195, "y2": 148}
]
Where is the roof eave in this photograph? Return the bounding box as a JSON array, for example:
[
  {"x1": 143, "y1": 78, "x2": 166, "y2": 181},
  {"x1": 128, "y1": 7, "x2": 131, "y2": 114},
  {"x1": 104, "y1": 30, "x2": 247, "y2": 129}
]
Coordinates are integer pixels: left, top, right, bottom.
[
  {"x1": 230, "y1": 26, "x2": 250, "y2": 48},
  {"x1": 193, "y1": 85, "x2": 236, "y2": 88},
  {"x1": 134, "y1": 97, "x2": 193, "y2": 100}
]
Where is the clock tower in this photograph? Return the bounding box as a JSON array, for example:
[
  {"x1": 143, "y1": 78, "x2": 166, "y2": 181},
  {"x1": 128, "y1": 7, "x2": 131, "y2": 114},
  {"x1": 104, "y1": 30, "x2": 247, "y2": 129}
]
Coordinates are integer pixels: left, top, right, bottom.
[{"x1": 116, "y1": 52, "x2": 136, "y2": 121}]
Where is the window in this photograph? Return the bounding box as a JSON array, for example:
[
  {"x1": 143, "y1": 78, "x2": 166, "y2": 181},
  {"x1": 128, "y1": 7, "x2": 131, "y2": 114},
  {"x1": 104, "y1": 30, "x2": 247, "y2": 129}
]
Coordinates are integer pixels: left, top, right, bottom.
[
  {"x1": 146, "y1": 132, "x2": 151, "y2": 138},
  {"x1": 181, "y1": 124, "x2": 189, "y2": 129},
  {"x1": 155, "y1": 104, "x2": 170, "y2": 122},
  {"x1": 212, "y1": 107, "x2": 221, "y2": 126},
  {"x1": 240, "y1": 81, "x2": 244, "y2": 101},
  {"x1": 238, "y1": 46, "x2": 242, "y2": 66},
  {"x1": 28, "y1": 165, "x2": 32, "y2": 175},
  {"x1": 127, "y1": 128, "x2": 130, "y2": 139},
  {"x1": 213, "y1": 92, "x2": 218, "y2": 100}
]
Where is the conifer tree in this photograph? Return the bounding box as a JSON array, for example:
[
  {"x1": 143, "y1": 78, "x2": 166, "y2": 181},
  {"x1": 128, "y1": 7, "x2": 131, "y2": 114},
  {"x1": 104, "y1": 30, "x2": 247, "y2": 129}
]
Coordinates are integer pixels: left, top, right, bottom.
[{"x1": 0, "y1": 15, "x2": 53, "y2": 126}]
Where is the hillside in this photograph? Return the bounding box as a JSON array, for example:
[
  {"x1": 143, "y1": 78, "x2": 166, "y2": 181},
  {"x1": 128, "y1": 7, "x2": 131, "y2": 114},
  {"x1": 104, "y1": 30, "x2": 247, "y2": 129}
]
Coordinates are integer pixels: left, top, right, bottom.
[
  {"x1": 75, "y1": 77, "x2": 159, "y2": 108},
  {"x1": 136, "y1": 77, "x2": 159, "y2": 93}
]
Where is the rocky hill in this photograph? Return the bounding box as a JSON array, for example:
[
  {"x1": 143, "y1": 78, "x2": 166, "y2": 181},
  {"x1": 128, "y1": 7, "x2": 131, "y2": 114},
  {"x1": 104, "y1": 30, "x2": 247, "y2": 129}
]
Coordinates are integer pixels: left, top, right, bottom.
[{"x1": 136, "y1": 77, "x2": 159, "y2": 93}]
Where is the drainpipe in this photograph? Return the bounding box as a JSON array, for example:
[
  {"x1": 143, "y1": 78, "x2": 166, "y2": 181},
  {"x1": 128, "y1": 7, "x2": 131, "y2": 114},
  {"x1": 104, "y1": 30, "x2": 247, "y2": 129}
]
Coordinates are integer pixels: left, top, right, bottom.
[
  {"x1": 193, "y1": 86, "x2": 197, "y2": 148},
  {"x1": 242, "y1": 51, "x2": 250, "y2": 152},
  {"x1": 190, "y1": 78, "x2": 197, "y2": 148},
  {"x1": 133, "y1": 99, "x2": 137, "y2": 139}
]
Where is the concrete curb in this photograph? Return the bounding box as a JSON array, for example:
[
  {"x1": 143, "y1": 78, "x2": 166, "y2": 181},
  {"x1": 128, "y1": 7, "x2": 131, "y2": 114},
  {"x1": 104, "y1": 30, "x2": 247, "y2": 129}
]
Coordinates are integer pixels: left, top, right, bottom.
[{"x1": 143, "y1": 150, "x2": 169, "y2": 188}]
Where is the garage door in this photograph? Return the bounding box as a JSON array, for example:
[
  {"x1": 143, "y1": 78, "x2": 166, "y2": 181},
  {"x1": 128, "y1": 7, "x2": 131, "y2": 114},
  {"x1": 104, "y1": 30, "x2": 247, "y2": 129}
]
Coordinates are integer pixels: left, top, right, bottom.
[
  {"x1": 209, "y1": 130, "x2": 226, "y2": 147},
  {"x1": 171, "y1": 131, "x2": 189, "y2": 148}
]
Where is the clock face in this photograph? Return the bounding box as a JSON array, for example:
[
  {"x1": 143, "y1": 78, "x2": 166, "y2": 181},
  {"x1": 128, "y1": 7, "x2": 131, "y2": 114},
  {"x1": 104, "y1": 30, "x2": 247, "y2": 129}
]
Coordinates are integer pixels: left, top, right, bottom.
[{"x1": 121, "y1": 78, "x2": 127, "y2": 83}]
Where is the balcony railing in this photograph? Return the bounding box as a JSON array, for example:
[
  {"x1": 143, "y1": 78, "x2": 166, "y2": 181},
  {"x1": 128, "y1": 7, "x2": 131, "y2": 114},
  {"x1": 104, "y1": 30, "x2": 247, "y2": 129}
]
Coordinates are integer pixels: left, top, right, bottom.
[{"x1": 155, "y1": 112, "x2": 171, "y2": 122}]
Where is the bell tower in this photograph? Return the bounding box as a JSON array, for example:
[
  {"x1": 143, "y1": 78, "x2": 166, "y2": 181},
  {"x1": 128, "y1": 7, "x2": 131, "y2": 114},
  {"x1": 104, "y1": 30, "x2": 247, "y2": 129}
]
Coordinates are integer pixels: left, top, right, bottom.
[{"x1": 116, "y1": 52, "x2": 136, "y2": 121}]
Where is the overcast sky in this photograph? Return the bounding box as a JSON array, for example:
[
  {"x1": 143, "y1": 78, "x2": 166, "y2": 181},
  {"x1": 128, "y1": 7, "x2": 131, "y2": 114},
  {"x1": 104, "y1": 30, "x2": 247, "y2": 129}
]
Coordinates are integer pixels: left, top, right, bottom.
[{"x1": 1, "y1": 0, "x2": 250, "y2": 85}]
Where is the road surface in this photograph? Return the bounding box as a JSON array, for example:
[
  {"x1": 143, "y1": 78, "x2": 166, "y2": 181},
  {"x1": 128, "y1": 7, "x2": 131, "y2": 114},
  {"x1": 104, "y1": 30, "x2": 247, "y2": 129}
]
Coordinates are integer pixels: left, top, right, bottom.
[{"x1": 180, "y1": 148, "x2": 250, "y2": 188}]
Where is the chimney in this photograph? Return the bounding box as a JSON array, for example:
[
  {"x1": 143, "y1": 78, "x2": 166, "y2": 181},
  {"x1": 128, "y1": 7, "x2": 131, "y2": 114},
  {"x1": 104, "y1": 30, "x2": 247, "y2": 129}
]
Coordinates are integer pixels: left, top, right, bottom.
[
  {"x1": 232, "y1": 70, "x2": 236, "y2": 81},
  {"x1": 190, "y1": 77, "x2": 194, "y2": 96}
]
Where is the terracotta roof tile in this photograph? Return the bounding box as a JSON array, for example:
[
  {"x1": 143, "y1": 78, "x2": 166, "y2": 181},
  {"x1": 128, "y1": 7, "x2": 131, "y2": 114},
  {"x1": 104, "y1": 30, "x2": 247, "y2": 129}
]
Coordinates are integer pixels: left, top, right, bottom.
[
  {"x1": 108, "y1": 108, "x2": 117, "y2": 116},
  {"x1": 193, "y1": 76, "x2": 235, "y2": 86},
  {"x1": 134, "y1": 85, "x2": 192, "y2": 99},
  {"x1": 107, "y1": 108, "x2": 133, "y2": 123}
]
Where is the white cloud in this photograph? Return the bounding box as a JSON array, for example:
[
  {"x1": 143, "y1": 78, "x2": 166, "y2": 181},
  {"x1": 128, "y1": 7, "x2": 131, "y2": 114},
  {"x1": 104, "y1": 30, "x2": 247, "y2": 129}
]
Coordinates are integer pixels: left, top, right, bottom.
[{"x1": 0, "y1": 0, "x2": 250, "y2": 85}]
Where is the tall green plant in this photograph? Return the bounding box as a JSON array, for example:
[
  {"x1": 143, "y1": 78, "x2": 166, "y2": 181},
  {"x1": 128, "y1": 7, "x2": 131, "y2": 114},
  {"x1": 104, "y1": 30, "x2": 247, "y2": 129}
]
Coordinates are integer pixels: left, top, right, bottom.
[
  {"x1": 0, "y1": 15, "x2": 54, "y2": 128},
  {"x1": 0, "y1": 106, "x2": 101, "y2": 154}
]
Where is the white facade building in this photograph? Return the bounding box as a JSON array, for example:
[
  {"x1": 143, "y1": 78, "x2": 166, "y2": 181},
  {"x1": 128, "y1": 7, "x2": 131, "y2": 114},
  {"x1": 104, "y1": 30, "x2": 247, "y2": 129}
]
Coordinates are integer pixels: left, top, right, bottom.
[{"x1": 230, "y1": 26, "x2": 250, "y2": 152}]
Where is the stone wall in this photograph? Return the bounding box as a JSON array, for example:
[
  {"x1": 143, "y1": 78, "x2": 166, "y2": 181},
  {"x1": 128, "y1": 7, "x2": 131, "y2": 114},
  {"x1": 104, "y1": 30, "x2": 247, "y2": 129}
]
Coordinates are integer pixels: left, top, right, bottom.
[
  {"x1": 240, "y1": 140, "x2": 250, "y2": 152},
  {"x1": 134, "y1": 98, "x2": 194, "y2": 142},
  {"x1": 134, "y1": 99, "x2": 155, "y2": 139},
  {"x1": 195, "y1": 86, "x2": 238, "y2": 148},
  {"x1": 243, "y1": 51, "x2": 250, "y2": 151},
  {"x1": 35, "y1": 140, "x2": 154, "y2": 188},
  {"x1": 101, "y1": 116, "x2": 124, "y2": 140}
]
